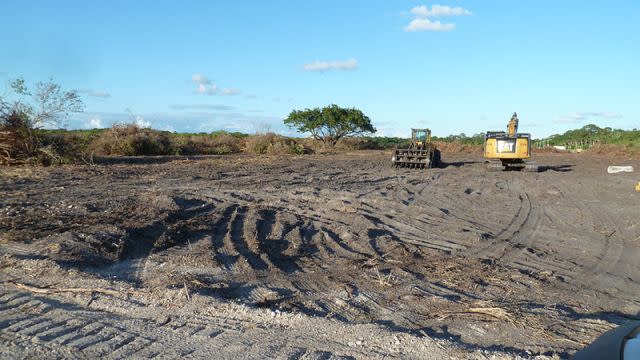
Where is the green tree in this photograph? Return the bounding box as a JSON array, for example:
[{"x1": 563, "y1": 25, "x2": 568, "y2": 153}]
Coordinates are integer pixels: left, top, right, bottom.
[{"x1": 284, "y1": 104, "x2": 376, "y2": 148}]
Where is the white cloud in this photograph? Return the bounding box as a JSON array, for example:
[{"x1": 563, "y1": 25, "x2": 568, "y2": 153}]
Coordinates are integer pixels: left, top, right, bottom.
[
  {"x1": 80, "y1": 89, "x2": 111, "y2": 98},
  {"x1": 88, "y1": 91, "x2": 110, "y2": 98},
  {"x1": 191, "y1": 73, "x2": 211, "y2": 84},
  {"x1": 71, "y1": 111, "x2": 290, "y2": 135},
  {"x1": 170, "y1": 104, "x2": 235, "y2": 111},
  {"x1": 196, "y1": 83, "x2": 218, "y2": 95},
  {"x1": 556, "y1": 112, "x2": 623, "y2": 124},
  {"x1": 134, "y1": 115, "x2": 151, "y2": 128},
  {"x1": 84, "y1": 117, "x2": 103, "y2": 129},
  {"x1": 191, "y1": 73, "x2": 241, "y2": 95},
  {"x1": 192, "y1": 73, "x2": 218, "y2": 95},
  {"x1": 405, "y1": 4, "x2": 471, "y2": 32},
  {"x1": 410, "y1": 5, "x2": 472, "y2": 17},
  {"x1": 221, "y1": 88, "x2": 241, "y2": 96},
  {"x1": 405, "y1": 18, "x2": 455, "y2": 32},
  {"x1": 303, "y1": 58, "x2": 359, "y2": 72}
]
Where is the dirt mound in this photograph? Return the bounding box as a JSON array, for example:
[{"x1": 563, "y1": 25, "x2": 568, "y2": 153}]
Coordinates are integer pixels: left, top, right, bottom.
[
  {"x1": 585, "y1": 143, "x2": 640, "y2": 156},
  {"x1": 533, "y1": 146, "x2": 566, "y2": 153},
  {"x1": 433, "y1": 141, "x2": 481, "y2": 153}
]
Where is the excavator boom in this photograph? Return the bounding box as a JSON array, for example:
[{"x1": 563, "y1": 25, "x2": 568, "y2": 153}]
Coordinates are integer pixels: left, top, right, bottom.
[{"x1": 507, "y1": 112, "x2": 519, "y2": 137}]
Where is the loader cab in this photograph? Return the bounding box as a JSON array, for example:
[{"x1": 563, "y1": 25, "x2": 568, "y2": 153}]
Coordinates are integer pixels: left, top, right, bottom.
[{"x1": 412, "y1": 128, "x2": 431, "y2": 147}]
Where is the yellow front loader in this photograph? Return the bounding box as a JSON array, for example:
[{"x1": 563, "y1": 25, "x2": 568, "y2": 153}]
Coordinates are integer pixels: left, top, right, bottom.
[{"x1": 484, "y1": 113, "x2": 538, "y2": 172}]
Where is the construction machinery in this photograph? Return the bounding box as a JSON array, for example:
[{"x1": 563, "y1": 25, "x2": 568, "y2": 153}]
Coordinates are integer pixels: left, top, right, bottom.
[
  {"x1": 484, "y1": 113, "x2": 538, "y2": 172},
  {"x1": 392, "y1": 128, "x2": 440, "y2": 168}
]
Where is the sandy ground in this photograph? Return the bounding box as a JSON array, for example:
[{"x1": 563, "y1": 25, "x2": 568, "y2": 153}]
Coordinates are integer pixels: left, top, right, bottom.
[{"x1": 1, "y1": 151, "x2": 639, "y2": 359}]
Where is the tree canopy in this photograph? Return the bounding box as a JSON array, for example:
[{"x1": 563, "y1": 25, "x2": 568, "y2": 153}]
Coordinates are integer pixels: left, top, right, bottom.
[
  {"x1": 284, "y1": 104, "x2": 376, "y2": 147},
  {"x1": 546, "y1": 124, "x2": 640, "y2": 146},
  {"x1": 1, "y1": 78, "x2": 84, "y2": 130},
  {"x1": 1, "y1": 77, "x2": 84, "y2": 164}
]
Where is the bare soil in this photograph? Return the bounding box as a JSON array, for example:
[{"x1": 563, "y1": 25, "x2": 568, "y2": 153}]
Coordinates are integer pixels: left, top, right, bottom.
[{"x1": 1, "y1": 151, "x2": 639, "y2": 359}]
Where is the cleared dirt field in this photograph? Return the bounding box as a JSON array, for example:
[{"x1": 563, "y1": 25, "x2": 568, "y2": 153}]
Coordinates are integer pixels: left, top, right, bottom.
[{"x1": 1, "y1": 151, "x2": 639, "y2": 359}]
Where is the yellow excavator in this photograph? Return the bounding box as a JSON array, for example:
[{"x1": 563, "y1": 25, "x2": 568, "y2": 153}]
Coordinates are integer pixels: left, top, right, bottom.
[{"x1": 484, "y1": 113, "x2": 538, "y2": 172}]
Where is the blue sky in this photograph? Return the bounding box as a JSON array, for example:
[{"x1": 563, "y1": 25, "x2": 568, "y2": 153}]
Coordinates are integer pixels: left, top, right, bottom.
[{"x1": 1, "y1": 0, "x2": 638, "y2": 138}]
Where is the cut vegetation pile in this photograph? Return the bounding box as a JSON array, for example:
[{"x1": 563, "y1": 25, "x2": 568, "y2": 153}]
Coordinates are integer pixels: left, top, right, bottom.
[
  {"x1": 585, "y1": 143, "x2": 640, "y2": 156},
  {"x1": 89, "y1": 124, "x2": 174, "y2": 156},
  {"x1": 173, "y1": 132, "x2": 243, "y2": 155},
  {"x1": 244, "y1": 132, "x2": 306, "y2": 155},
  {"x1": 433, "y1": 141, "x2": 482, "y2": 153}
]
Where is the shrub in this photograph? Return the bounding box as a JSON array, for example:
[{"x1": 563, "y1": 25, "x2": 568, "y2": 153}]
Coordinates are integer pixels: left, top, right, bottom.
[
  {"x1": 333, "y1": 136, "x2": 409, "y2": 151},
  {"x1": 244, "y1": 133, "x2": 308, "y2": 155},
  {"x1": 89, "y1": 124, "x2": 174, "y2": 156},
  {"x1": 175, "y1": 132, "x2": 242, "y2": 155},
  {"x1": 36, "y1": 131, "x2": 95, "y2": 165},
  {"x1": 0, "y1": 111, "x2": 36, "y2": 165}
]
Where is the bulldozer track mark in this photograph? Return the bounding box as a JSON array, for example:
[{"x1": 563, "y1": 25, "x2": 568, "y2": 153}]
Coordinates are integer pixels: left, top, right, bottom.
[
  {"x1": 228, "y1": 206, "x2": 270, "y2": 271},
  {"x1": 73, "y1": 328, "x2": 120, "y2": 351},
  {"x1": 63, "y1": 323, "x2": 106, "y2": 346},
  {"x1": 20, "y1": 319, "x2": 67, "y2": 337},
  {"x1": 320, "y1": 227, "x2": 370, "y2": 259},
  {"x1": 211, "y1": 205, "x2": 240, "y2": 271},
  {"x1": 37, "y1": 321, "x2": 90, "y2": 342},
  {"x1": 366, "y1": 226, "x2": 412, "y2": 255},
  {"x1": 256, "y1": 209, "x2": 302, "y2": 273},
  {"x1": 0, "y1": 295, "x2": 34, "y2": 312},
  {"x1": 0, "y1": 289, "x2": 287, "y2": 358},
  {"x1": 288, "y1": 348, "x2": 341, "y2": 360},
  {"x1": 0, "y1": 313, "x2": 42, "y2": 332}
]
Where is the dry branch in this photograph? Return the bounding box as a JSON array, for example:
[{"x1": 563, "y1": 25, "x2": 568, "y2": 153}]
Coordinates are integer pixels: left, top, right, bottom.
[
  {"x1": 467, "y1": 307, "x2": 513, "y2": 321},
  {"x1": 439, "y1": 306, "x2": 514, "y2": 322},
  {"x1": 5, "y1": 281, "x2": 125, "y2": 297}
]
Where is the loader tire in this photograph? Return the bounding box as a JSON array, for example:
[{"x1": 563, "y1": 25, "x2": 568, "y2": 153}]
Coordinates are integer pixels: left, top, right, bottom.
[{"x1": 432, "y1": 149, "x2": 441, "y2": 168}]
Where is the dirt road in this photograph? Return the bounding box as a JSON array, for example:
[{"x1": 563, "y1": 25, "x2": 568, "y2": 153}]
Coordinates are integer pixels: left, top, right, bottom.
[{"x1": 1, "y1": 151, "x2": 639, "y2": 359}]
